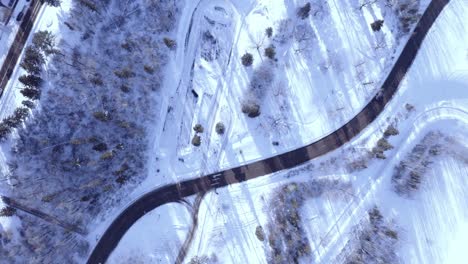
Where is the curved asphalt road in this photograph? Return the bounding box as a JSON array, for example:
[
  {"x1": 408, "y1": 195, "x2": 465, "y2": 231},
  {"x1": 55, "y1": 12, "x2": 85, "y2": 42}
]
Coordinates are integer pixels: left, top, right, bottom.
[{"x1": 88, "y1": 0, "x2": 450, "y2": 263}]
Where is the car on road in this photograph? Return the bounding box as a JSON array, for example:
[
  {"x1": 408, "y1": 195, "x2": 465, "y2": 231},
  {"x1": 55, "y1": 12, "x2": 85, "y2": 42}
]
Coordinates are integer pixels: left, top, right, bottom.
[{"x1": 15, "y1": 4, "x2": 26, "y2": 22}]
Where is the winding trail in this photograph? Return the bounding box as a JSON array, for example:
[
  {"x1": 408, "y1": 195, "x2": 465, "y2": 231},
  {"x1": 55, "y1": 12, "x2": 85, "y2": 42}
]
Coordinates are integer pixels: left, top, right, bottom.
[{"x1": 87, "y1": 0, "x2": 451, "y2": 263}]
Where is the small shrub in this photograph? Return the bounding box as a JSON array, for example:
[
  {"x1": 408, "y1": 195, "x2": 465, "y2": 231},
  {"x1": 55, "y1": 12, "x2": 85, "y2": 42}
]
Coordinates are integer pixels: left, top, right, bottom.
[
  {"x1": 120, "y1": 85, "x2": 131, "y2": 93},
  {"x1": 21, "y1": 100, "x2": 35, "y2": 109},
  {"x1": 90, "y1": 76, "x2": 104, "y2": 86},
  {"x1": 266, "y1": 27, "x2": 273, "y2": 38},
  {"x1": 264, "y1": 45, "x2": 276, "y2": 60},
  {"x1": 255, "y1": 225, "x2": 265, "y2": 241},
  {"x1": 0, "y1": 207, "x2": 16, "y2": 217},
  {"x1": 371, "y1": 20, "x2": 384, "y2": 32},
  {"x1": 192, "y1": 134, "x2": 201, "y2": 146},
  {"x1": 193, "y1": 124, "x2": 204, "y2": 133},
  {"x1": 377, "y1": 138, "x2": 393, "y2": 151},
  {"x1": 100, "y1": 151, "x2": 114, "y2": 160},
  {"x1": 241, "y1": 102, "x2": 261, "y2": 118},
  {"x1": 92, "y1": 142, "x2": 108, "y2": 152},
  {"x1": 114, "y1": 68, "x2": 135, "y2": 79},
  {"x1": 405, "y1": 103, "x2": 415, "y2": 112},
  {"x1": 241, "y1": 52, "x2": 253, "y2": 66},
  {"x1": 297, "y1": 3, "x2": 311, "y2": 19},
  {"x1": 215, "y1": 122, "x2": 225, "y2": 135},
  {"x1": 143, "y1": 65, "x2": 155, "y2": 74},
  {"x1": 93, "y1": 111, "x2": 111, "y2": 122},
  {"x1": 384, "y1": 125, "x2": 399, "y2": 137},
  {"x1": 43, "y1": 0, "x2": 61, "y2": 7},
  {"x1": 163, "y1": 37, "x2": 176, "y2": 50}
]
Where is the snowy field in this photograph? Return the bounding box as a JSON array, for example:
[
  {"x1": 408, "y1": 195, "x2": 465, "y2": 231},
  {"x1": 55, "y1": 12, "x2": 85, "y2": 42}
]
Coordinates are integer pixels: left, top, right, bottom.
[
  {"x1": 108, "y1": 0, "x2": 468, "y2": 263},
  {"x1": 153, "y1": 0, "x2": 431, "y2": 183},
  {"x1": 0, "y1": 0, "x2": 466, "y2": 263}
]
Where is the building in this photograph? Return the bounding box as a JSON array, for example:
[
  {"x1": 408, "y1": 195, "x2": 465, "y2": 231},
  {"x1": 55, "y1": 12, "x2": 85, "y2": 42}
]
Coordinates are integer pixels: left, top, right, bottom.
[{"x1": 0, "y1": 0, "x2": 17, "y2": 25}]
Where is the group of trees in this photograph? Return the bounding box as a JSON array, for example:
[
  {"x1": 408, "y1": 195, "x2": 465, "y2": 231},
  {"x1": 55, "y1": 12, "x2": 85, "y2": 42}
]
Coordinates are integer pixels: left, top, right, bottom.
[
  {"x1": 0, "y1": 31, "x2": 57, "y2": 141},
  {"x1": 265, "y1": 179, "x2": 353, "y2": 263},
  {"x1": 392, "y1": 131, "x2": 443, "y2": 196},
  {"x1": 340, "y1": 206, "x2": 399, "y2": 263},
  {"x1": 1, "y1": 0, "x2": 183, "y2": 262},
  {"x1": 238, "y1": 2, "x2": 315, "y2": 118}
]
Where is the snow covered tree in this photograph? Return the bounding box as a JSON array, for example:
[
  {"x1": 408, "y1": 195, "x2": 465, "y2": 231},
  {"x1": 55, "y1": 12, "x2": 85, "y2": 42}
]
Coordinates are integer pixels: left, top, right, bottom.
[
  {"x1": 163, "y1": 37, "x2": 177, "y2": 50},
  {"x1": 32, "y1": 30, "x2": 58, "y2": 55},
  {"x1": 264, "y1": 45, "x2": 276, "y2": 60},
  {"x1": 18, "y1": 74, "x2": 42, "y2": 89},
  {"x1": 241, "y1": 101, "x2": 261, "y2": 118},
  {"x1": 20, "y1": 88, "x2": 41, "y2": 100},
  {"x1": 241, "y1": 52, "x2": 253, "y2": 66},
  {"x1": 384, "y1": 124, "x2": 399, "y2": 137},
  {"x1": 193, "y1": 124, "x2": 204, "y2": 133},
  {"x1": 265, "y1": 27, "x2": 273, "y2": 38},
  {"x1": 371, "y1": 19, "x2": 384, "y2": 31},
  {"x1": 21, "y1": 100, "x2": 35, "y2": 109},
  {"x1": 20, "y1": 46, "x2": 45, "y2": 75},
  {"x1": 192, "y1": 134, "x2": 201, "y2": 146},
  {"x1": 215, "y1": 122, "x2": 225, "y2": 135},
  {"x1": 43, "y1": 0, "x2": 61, "y2": 7},
  {"x1": 297, "y1": 3, "x2": 312, "y2": 19}
]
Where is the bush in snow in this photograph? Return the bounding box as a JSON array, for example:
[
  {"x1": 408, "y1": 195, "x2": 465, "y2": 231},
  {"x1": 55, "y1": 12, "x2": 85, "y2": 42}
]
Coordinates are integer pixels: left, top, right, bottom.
[
  {"x1": 377, "y1": 138, "x2": 393, "y2": 151},
  {"x1": 255, "y1": 225, "x2": 265, "y2": 241},
  {"x1": 274, "y1": 19, "x2": 294, "y2": 45},
  {"x1": 21, "y1": 100, "x2": 35, "y2": 109},
  {"x1": 241, "y1": 52, "x2": 253, "y2": 66},
  {"x1": 0, "y1": 207, "x2": 16, "y2": 217},
  {"x1": 384, "y1": 124, "x2": 399, "y2": 137},
  {"x1": 371, "y1": 19, "x2": 384, "y2": 32},
  {"x1": 264, "y1": 45, "x2": 276, "y2": 60},
  {"x1": 215, "y1": 122, "x2": 225, "y2": 135},
  {"x1": 192, "y1": 134, "x2": 201, "y2": 146},
  {"x1": 297, "y1": 3, "x2": 312, "y2": 19},
  {"x1": 163, "y1": 37, "x2": 177, "y2": 50},
  {"x1": 265, "y1": 27, "x2": 273, "y2": 38},
  {"x1": 193, "y1": 124, "x2": 204, "y2": 133},
  {"x1": 241, "y1": 101, "x2": 261, "y2": 118},
  {"x1": 405, "y1": 103, "x2": 415, "y2": 112},
  {"x1": 44, "y1": 0, "x2": 61, "y2": 7}
]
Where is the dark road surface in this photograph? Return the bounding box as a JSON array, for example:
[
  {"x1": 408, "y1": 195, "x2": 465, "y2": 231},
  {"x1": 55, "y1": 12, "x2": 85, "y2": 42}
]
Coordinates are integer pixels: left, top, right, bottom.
[
  {"x1": 0, "y1": 0, "x2": 43, "y2": 94},
  {"x1": 87, "y1": 0, "x2": 450, "y2": 263}
]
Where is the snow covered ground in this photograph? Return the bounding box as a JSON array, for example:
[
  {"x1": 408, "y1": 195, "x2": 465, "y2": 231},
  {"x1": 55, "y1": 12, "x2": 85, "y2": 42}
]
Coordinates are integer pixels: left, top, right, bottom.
[
  {"x1": 107, "y1": 203, "x2": 192, "y2": 264},
  {"x1": 152, "y1": 0, "x2": 431, "y2": 182},
  {"x1": 108, "y1": 0, "x2": 468, "y2": 262}
]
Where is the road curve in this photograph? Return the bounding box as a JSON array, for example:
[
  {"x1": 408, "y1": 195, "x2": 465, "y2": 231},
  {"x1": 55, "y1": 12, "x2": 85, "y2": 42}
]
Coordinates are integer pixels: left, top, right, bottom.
[{"x1": 87, "y1": 0, "x2": 450, "y2": 263}]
